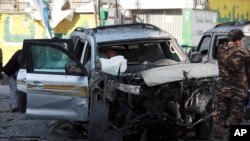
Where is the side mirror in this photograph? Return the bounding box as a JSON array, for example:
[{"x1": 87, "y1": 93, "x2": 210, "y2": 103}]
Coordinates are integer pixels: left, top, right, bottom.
[
  {"x1": 65, "y1": 62, "x2": 86, "y2": 75},
  {"x1": 181, "y1": 45, "x2": 196, "y2": 55},
  {"x1": 189, "y1": 52, "x2": 203, "y2": 63}
]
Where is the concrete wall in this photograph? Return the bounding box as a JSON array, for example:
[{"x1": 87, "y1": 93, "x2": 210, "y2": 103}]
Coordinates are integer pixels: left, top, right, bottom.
[
  {"x1": 182, "y1": 9, "x2": 217, "y2": 46},
  {"x1": 132, "y1": 9, "x2": 183, "y2": 44},
  {"x1": 0, "y1": 13, "x2": 96, "y2": 65}
]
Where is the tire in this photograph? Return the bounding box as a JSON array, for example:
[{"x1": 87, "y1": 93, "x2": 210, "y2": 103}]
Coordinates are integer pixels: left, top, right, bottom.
[
  {"x1": 88, "y1": 86, "x2": 123, "y2": 141},
  {"x1": 88, "y1": 99, "x2": 109, "y2": 141},
  {"x1": 104, "y1": 130, "x2": 123, "y2": 141},
  {"x1": 195, "y1": 100, "x2": 214, "y2": 140},
  {"x1": 195, "y1": 117, "x2": 213, "y2": 140},
  {"x1": 18, "y1": 90, "x2": 27, "y2": 113}
]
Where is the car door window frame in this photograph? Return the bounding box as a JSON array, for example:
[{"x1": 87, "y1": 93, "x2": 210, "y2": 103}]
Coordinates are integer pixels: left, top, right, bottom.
[
  {"x1": 197, "y1": 34, "x2": 212, "y2": 63},
  {"x1": 212, "y1": 34, "x2": 227, "y2": 59},
  {"x1": 82, "y1": 40, "x2": 91, "y2": 65},
  {"x1": 22, "y1": 39, "x2": 86, "y2": 75}
]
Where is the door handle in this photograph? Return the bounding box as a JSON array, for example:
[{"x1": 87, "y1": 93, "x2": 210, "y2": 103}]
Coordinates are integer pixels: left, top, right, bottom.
[
  {"x1": 27, "y1": 81, "x2": 44, "y2": 88},
  {"x1": 18, "y1": 78, "x2": 26, "y2": 83}
]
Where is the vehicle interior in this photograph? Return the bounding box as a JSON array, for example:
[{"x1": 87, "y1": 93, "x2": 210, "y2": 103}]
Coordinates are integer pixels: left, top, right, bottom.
[
  {"x1": 98, "y1": 40, "x2": 181, "y2": 64},
  {"x1": 212, "y1": 36, "x2": 228, "y2": 59},
  {"x1": 198, "y1": 21, "x2": 250, "y2": 60},
  {"x1": 97, "y1": 40, "x2": 183, "y2": 73}
]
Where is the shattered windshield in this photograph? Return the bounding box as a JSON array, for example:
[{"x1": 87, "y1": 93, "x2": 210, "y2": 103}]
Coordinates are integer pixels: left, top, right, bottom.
[{"x1": 99, "y1": 39, "x2": 181, "y2": 66}]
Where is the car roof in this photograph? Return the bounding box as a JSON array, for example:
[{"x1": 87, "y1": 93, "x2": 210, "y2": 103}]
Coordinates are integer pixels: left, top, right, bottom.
[
  {"x1": 70, "y1": 23, "x2": 172, "y2": 44},
  {"x1": 205, "y1": 21, "x2": 250, "y2": 36}
]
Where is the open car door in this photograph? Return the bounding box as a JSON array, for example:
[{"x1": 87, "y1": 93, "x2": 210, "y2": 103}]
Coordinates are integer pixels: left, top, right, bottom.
[{"x1": 19, "y1": 39, "x2": 89, "y2": 121}]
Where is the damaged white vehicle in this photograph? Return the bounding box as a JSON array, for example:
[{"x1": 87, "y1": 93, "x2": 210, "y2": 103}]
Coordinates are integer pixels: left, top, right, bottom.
[{"x1": 17, "y1": 23, "x2": 218, "y2": 141}]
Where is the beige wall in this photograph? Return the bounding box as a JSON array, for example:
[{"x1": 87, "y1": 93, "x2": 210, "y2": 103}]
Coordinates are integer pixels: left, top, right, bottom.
[{"x1": 0, "y1": 13, "x2": 96, "y2": 65}]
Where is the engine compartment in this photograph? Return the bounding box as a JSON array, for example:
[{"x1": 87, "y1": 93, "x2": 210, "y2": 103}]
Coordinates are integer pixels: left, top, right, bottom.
[{"x1": 91, "y1": 70, "x2": 217, "y2": 140}]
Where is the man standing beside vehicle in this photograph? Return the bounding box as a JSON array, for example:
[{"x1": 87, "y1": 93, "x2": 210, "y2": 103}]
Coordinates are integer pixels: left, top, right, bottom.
[
  {"x1": 212, "y1": 29, "x2": 250, "y2": 140},
  {"x1": 0, "y1": 48, "x2": 2, "y2": 79},
  {"x1": 1, "y1": 49, "x2": 22, "y2": 112}
]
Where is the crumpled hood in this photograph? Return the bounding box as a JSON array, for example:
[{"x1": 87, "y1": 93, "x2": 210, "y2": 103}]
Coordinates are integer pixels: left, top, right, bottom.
[{"x1": 140, "y1": 63, "x2": 219, "y2": 86}]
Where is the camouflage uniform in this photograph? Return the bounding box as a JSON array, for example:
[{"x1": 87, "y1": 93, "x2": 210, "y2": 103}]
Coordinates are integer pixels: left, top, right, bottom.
[{"x1": 213, "y1": 42, "x2": 250, "y2": 140}]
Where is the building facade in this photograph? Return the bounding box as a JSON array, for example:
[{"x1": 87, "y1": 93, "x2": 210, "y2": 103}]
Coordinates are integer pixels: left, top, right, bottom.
[
  {"x1": 99, "y1": 0, "x2": 217, "y2": 46},
  {"x1": 1, "y1": 0, "x2": 250, "y2": 64},
  {"x1": 0, "y1": 0, "x2": 97, "y2": 65},
  {"x1": 209, "y1": 0, "x2": 250, "y2": 23}
]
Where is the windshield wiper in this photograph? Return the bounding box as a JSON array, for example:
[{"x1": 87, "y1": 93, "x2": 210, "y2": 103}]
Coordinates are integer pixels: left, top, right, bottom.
[{"x1": 127, "y1": 62, "x2": 142, "y2": 65}]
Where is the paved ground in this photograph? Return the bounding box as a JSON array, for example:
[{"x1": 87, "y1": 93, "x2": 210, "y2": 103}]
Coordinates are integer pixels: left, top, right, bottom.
[{"x1": 0, "y1": 83, "x2": 86, "y2": 141}]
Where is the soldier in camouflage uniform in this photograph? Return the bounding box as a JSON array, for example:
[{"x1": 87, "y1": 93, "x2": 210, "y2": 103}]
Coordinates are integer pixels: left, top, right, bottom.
[{"x1": 212, "y1": 29, "x2": 250, "y2": 140}]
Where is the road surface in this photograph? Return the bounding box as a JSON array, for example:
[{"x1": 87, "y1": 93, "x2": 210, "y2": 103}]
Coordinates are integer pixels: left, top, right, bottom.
[{"x1": 0, "y1": 83, "x2": 85, "y2": 141}]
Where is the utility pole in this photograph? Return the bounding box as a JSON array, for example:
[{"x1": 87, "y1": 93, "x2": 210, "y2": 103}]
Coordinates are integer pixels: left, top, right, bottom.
[
  {"x1": 94, "y1": 0, "x2": 100, "y2": 26},
  {"x1": 115, "y1": 0, "x2": 119, "y2": 24}
]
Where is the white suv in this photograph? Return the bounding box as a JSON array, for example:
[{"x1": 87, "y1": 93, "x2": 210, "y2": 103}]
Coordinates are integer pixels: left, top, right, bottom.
[{"x1": 18, "y1": 23, "x2": 218, "y2": 140}]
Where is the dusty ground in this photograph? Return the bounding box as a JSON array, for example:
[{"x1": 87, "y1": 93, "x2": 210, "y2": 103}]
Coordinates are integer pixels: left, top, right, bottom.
[{"x1": 0, "y1": 82, "x2": 86, "y2": 141}]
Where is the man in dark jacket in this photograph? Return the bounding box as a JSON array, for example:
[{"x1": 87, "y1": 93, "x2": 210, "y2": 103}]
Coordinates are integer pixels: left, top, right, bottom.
[
  {"x1": 0, "y1": 48, "x2": 3, "y2": 79},
  {"x1": 1, "y1": 49, "x2": 22, "y2": 112},
  {"x1": 212, "y1": 29, "x2": 250, "y2": 140}
]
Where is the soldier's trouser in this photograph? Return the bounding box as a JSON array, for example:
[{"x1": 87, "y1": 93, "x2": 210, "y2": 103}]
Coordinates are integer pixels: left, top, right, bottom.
[{"x1": 213, "y1": 92, "x2": 245, "y2": 140}]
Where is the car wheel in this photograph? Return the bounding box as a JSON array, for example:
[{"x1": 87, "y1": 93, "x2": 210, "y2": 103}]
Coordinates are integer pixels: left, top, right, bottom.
[
  {"x1": 195, "y1": 117, "x2": 213, "y2": 140},
  {"x1": 104, "y1": 130, "x2": 123, "y2": 141},
  {"x1": 195, "y1": 100, "x2": 214, "y2": 140},
  {"x1": 88, "y1": 99, "x2": 109, "y2": 141},
  {"x1": 18, "y1": 90, "x2": 27, "y2": 113}
]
